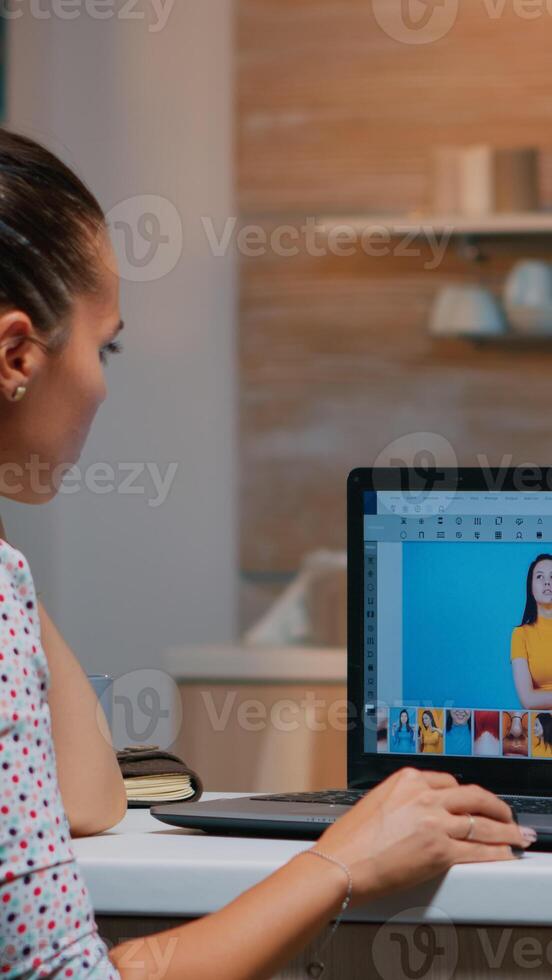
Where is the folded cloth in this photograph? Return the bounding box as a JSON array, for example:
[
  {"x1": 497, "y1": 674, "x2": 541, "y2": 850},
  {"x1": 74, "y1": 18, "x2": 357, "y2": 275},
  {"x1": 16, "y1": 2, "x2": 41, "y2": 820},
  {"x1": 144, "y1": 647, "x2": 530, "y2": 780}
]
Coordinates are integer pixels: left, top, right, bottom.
[{"x1": 116, "y1": 744, "x2": 204, "y2": 808}]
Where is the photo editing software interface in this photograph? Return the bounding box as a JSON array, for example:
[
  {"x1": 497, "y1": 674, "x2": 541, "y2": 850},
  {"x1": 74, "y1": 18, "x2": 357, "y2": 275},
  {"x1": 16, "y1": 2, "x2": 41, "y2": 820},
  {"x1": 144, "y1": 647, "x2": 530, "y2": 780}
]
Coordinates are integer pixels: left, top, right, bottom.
[{"x1": 363, "y1": 489, "x2": 552, "y2": 762}]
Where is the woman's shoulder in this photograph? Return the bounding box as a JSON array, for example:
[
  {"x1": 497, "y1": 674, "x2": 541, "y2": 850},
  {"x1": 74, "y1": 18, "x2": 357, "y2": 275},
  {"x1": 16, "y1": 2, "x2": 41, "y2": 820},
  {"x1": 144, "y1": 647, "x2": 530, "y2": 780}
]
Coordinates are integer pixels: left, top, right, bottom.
[
  {"x1": 0, "y1": 537, "x2": 47, "y2": 685},
  {"x1": 0, "y1": 534, "x2": 33, "y2": 576},
  {"x1": 0, "y1": 537, "x2": 39, "y2": 619},
  {"x1": 512, "y1": 623, "x2": 532, "y2": 638}
]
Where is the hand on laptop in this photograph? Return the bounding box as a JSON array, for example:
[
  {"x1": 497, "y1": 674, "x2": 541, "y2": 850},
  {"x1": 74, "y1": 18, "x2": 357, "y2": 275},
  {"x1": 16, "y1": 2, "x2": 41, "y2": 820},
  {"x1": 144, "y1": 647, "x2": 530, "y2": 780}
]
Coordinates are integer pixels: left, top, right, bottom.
[{"x1": 314, "y1": 767, "x2": 535, "y2": 909}]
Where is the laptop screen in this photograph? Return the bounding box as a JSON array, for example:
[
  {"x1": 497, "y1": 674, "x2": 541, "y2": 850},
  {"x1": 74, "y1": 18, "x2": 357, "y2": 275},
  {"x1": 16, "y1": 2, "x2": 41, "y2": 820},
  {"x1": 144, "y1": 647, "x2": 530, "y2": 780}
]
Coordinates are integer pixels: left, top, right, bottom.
[{"x1": 363, "y1": 488, "x2": 552, "y2": 764}]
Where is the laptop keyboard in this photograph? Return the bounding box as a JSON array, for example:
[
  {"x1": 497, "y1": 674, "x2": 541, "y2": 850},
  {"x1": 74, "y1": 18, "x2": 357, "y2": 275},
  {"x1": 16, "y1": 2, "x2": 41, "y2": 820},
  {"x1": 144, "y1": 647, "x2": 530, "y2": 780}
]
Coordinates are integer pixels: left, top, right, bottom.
[
  {"x1": 250, "y1": 790, "x2": 552, "y2": 814},
  {"x1": 250, "y1": 790, "x2": 366, "y2": 806},
  {"x1": 501, "y1": 795, "x2": 552, "y2": 814}
]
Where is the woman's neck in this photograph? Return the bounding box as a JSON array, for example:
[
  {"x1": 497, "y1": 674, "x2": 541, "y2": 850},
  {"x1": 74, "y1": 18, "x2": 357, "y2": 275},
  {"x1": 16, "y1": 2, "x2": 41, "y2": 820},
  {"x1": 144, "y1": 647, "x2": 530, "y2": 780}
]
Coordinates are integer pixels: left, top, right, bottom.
[{"x1": 538, "y1": 603, "x2": 552, "y2": 620}]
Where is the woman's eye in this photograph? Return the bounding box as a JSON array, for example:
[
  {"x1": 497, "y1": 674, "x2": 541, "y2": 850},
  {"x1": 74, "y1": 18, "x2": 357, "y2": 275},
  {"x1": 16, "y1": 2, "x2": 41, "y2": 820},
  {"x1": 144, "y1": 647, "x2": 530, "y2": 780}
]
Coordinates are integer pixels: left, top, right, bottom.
[{"x1": 100, "y1": 340, "x2": 124, "y2": 365}]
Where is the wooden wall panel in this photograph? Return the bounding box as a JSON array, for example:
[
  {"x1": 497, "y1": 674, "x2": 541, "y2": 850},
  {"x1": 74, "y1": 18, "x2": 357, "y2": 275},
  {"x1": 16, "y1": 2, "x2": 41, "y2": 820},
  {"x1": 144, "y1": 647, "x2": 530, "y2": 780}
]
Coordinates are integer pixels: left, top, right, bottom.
[
  {"x1": 237, "y1": 0, "x2": 552, "y2": 619},
  {"x1": 238, "y1": 2, "x2": 552, "y2": 214}
]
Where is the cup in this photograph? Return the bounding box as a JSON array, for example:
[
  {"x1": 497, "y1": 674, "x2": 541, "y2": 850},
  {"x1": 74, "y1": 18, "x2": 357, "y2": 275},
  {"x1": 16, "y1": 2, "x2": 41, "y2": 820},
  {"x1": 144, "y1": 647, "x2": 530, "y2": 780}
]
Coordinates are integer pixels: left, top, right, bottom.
[
  {"x1": 87, "y1": 673, "x2": 114, "y2": 734},
  {"x1": 504, "y1": 261, "x2": 552, "y2": 309},
  {"x1": 429, "y1": 285, "x2": 507, "y2": 338},
  {"x1": 503, "y1": 261, "x2": 552, "y2": 336}
]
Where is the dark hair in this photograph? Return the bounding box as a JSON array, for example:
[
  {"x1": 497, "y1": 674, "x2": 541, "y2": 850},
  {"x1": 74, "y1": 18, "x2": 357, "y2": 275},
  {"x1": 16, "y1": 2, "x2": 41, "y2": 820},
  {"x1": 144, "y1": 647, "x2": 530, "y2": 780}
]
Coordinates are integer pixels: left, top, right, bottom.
[
  {"x1": 446, "y1": 709, "x2": 471, "y2": 733},
  {"x1": 421, "y1": 709, "x2": 436, "y2": 729},
  {"x1": 536, "y1": 712, "x2": 552, "y2": 751},
  {"x1": 398, "y1": 708, "x2": 412, "y2": 733},
  {"x1": 0, "y1": 128, "x2": 106, "y2": 354},
  {"x1": 521, "y1": 554, "x2": 552, "y2": 625}
]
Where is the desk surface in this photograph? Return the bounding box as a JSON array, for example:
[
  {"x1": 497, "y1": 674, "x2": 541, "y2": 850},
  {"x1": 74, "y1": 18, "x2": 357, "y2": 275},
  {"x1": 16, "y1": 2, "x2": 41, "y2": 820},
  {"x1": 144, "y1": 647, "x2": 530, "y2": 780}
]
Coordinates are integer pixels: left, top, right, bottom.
[{"x1": 74, "y1": 794, "x2": 552, "y2": 925}]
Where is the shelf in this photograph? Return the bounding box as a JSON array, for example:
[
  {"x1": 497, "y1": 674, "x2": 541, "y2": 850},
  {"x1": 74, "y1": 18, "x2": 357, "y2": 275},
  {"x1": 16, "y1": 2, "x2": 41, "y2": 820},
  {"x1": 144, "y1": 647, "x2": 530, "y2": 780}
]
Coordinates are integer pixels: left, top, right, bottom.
[
  {"x1": 317, "y1": 212, "x2": 552, "y2": 236},
  {"x1": 432, "y1": 332, "x2": 552, "y2": 347}
]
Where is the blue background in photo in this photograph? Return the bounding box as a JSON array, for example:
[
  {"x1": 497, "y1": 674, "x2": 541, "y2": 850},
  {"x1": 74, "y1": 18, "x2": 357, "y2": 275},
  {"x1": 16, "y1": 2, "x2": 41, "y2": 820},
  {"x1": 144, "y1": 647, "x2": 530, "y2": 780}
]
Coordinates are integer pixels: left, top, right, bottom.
[
  {"x1": 402, "y1": 542, "x2": 552, "y2": 710},
  {"x1": 389, "y1": 705, "x2": 417, "y2": 753}
]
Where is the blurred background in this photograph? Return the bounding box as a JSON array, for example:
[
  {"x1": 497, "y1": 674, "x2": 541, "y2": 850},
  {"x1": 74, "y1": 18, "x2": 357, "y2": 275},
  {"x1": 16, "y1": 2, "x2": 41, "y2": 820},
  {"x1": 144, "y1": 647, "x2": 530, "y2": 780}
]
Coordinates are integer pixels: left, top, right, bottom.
[{"x1": 3, "y1": 0, "x2": 552, "y2": 792}]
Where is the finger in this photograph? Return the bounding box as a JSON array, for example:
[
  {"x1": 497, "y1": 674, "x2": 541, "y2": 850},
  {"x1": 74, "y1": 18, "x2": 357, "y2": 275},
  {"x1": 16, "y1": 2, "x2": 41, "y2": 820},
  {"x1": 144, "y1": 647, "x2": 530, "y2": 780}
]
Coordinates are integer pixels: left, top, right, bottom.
[
  {"x1": 417, "y1": 771, "x2": 458, "y2": 790},
  {"x1": 450, "y1": 841, "x2": 517, "y2": 864},
  {"x1": 446, "y1": 812, "x2": 531, "y2": 847},
  {"x1": 435, "y1": 784, "x2": 515, "y2": 823}
]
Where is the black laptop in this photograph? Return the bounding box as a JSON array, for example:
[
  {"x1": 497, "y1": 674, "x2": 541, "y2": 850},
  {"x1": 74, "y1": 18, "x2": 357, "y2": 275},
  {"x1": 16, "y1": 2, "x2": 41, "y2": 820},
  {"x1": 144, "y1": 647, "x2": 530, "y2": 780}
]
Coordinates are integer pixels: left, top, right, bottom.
[{"x1": 152, "y1": 468, "x2": 552, "y2": 843}]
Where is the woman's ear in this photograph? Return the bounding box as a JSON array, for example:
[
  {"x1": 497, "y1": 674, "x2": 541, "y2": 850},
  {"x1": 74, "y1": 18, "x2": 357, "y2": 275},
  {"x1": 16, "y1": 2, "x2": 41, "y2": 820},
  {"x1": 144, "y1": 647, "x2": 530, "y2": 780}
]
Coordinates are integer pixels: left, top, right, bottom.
[{"x1": 0, "y1": 310, "x2": 44, "y2": 402}]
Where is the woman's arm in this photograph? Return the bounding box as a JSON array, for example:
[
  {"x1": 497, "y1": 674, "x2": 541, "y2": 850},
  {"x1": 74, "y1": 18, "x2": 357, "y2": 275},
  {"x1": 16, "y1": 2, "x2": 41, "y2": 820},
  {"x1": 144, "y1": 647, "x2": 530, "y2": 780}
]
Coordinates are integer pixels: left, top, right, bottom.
[
  {"x1": 38, "y1": 600, "x2": 127, "y2": 837},
  {"x1": 0, "y1": 516, "x2": 126, "y2": 835},
  {"x1": 112, "y1": 850, "x2": 347, "y2": 980},
  {"x1": 110, "y1": 769, "x2": 528, "y2": 980},
  {"x1": 512, "y1": 659, "x2": 552, "y2": 709}
]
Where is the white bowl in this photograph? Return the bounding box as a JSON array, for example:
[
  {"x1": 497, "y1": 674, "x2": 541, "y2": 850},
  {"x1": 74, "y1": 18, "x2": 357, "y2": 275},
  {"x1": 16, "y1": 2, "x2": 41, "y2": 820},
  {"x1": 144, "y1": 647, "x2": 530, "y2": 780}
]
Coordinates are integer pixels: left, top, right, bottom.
[
  {"x1": 504, "y1": 261, "x2": 552, "y2": 309},
  {"x1": 429, "y1": 286, "x2": 507, "y2": 338},
  {"x1": 505, "y1": 301, "x2": 552, "y2": 336}
]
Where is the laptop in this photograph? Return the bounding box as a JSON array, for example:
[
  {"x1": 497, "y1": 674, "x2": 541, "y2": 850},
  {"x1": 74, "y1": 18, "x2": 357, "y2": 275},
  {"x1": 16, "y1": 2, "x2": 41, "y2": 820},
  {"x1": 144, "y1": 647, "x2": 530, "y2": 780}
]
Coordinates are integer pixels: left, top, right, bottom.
[{"x1": 152, "y1": 467, "x2": 552, "y2": 844}]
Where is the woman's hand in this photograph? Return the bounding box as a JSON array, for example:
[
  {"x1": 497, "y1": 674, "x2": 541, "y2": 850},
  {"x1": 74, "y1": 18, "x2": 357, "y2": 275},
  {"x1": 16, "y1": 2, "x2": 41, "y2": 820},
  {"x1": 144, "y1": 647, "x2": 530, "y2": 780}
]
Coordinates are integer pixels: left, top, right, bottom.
[{"x1": 315, "y1": 767, "x2": 533, "y2": 908}]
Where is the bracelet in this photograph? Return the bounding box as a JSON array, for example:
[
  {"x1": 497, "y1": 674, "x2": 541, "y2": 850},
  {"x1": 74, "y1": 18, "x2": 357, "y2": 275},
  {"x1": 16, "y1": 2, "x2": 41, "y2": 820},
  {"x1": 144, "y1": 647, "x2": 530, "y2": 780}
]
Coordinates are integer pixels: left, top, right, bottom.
[{"x1": 301, "y1": 848, "x2": 353, "y2": 978}]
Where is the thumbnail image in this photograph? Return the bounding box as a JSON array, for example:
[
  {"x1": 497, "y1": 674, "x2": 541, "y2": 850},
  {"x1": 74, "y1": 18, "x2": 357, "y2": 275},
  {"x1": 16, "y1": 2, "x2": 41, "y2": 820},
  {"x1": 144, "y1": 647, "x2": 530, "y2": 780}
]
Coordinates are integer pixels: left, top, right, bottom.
[
  {"x1": 473, "y1": 710, "x2": 501, "y2": 756},
  {"x1": 531, "y1": 711, "x2": 552, "y2": 758},
  {"x1": 502, "y1": 710, "x2": 529, "y2": 757},
  {"x1": 445, "y1": 709, "x2": 473, "y2": 756},
  {"x1": 377, "y1": 707, "x2": 389, "y2": 753},
  {"x1": 389, "y1": 706, "x2": 416, "y2": 754},
  {"x1": 417, "y1": 708, "x2": 444, "y2": 755}
]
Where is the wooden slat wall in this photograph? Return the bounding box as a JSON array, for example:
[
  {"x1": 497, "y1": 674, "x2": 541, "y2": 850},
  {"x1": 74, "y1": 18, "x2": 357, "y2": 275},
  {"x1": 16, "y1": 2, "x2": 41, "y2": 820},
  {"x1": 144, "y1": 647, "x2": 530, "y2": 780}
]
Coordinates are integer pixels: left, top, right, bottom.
[{"x1": 237, "y1": 0, "x2": 552, "y2": 622}]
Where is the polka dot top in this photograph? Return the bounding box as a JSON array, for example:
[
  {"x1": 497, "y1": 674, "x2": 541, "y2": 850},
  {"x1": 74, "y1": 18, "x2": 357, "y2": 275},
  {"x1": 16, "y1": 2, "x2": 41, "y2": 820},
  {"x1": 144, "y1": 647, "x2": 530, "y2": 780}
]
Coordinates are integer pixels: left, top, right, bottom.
[{"x1": 0, "y1": 538, "x2": 121, "y2": 978}]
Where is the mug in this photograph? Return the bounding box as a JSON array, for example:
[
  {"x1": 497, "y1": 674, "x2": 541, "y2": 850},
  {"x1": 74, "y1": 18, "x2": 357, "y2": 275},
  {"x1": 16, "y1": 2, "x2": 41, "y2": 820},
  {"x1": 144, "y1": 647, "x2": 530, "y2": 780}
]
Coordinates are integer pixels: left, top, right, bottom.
[
  {"x1": 504, "y1": 261, "x2": 552, "y2": 335},
  {"x1": 87, "y1": 673, "x2": 114, "y2": 734},
  {"x1": 504, "y1": 261, "x2": 552, "y2": 309},
  {"x1": 429, "y1": 285, "x2": 507, "y2": 338}
]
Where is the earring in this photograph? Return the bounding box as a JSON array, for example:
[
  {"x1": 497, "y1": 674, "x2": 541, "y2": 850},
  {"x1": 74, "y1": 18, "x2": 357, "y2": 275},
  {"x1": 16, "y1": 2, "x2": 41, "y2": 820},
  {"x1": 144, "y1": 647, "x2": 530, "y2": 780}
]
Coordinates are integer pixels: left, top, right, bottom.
[{"x1": 11, "y1": 386, "x2": 27, "y2": 402}]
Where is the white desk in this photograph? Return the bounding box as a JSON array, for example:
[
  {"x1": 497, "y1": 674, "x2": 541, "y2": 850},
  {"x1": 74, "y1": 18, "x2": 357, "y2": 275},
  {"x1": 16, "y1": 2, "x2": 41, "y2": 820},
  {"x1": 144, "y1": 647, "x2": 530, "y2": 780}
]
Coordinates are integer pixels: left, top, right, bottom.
[{"x1": 76, "y1": 795, "x2": 552, "y2": 979}]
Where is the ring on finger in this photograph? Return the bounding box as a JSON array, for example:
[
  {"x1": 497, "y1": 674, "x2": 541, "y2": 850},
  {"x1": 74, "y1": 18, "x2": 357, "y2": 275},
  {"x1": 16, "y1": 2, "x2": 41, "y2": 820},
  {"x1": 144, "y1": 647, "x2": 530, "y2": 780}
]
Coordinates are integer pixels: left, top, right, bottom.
[{"x1": 461, "y1": 813, "x2": 476, "y2": 840}]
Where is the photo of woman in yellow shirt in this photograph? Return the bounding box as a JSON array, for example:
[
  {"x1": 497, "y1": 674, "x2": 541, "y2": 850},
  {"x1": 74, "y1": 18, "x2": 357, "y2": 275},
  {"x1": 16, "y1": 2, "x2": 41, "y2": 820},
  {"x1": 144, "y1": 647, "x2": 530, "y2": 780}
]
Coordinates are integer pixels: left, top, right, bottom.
[
  {"x1": 417, "y1": 708, "x2": 444, "y2": 754},
  {"x1": 532, "y1": 711, "x2": 552, "y2": 758},
  {"x1": 511, "y1": 554, "x2": 552, "y2": 709}
]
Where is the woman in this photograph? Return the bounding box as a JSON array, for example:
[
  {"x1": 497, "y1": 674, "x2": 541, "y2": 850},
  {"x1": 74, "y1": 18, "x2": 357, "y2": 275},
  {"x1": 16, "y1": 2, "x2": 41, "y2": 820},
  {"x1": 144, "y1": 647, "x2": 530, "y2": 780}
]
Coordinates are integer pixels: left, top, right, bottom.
[
  {"x1": 445, "y1": 709, "x2": 472, "y2": 756},
  {"x1": 390, "y1": 707, "x2": 415, "y2": 753},
  {"x1": 0, "y1": 129, "x2": 534, "y2": 980},
  {"x1": 502, "y1": 711, "x2": 529, "y2": 758},
  {"x1": 511, "y1": 554, "x2": 552, "y2": 709},
  {"x1": 418, "y1": 710, "x2": 444, "y2": 754},
  {"x1": 532, "y1": 712, "x2": 552, "y2": 757}
]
